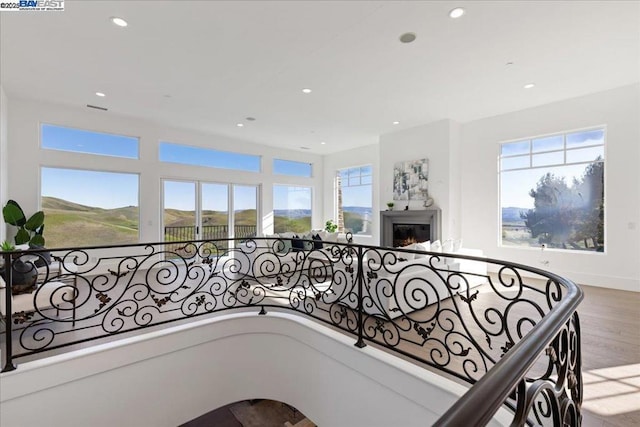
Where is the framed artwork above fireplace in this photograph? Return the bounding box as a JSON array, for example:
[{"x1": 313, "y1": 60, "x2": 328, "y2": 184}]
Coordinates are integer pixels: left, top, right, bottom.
[{"x1": 393, "y1": 158, "x2": 429, "y2": 201}]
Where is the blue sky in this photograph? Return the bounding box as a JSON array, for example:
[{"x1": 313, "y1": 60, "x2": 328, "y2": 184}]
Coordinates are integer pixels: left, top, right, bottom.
[
  {"x1": 42, "y1": 124, "x2": 139, "y2": 158},
  {"x1": 160, "y1": 142, "x2": 261, "y2": 172},
  {"x1": 42, "y1": 168, "x2": 139, "y2": 209},
  {"x1": 273, "y1": 185, "x2": 311, "y2": 210},
  {"x1": 342, "y1": 186, "x2": 372, "y2": 208},
  {"x1": 163, "y1": 181, "x2": 257, "y2": 211}
]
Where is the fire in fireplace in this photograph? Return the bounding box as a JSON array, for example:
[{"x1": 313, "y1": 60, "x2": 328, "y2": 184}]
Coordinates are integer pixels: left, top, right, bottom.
[{"x1": 393, "y1": 223, "x2": 431, "y2": 247}]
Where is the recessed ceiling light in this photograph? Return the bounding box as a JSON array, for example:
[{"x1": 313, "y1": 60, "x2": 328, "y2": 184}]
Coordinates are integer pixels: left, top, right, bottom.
[
  {"x1": 300, "y1": 146, "x2": 310, "y2": 150},
  {"x1": 399, "y1": 32, "x2": 416, "y2": 43},
  {"x1": 505, "y1": 61, "x2": 514, "y2": 66},
  {"x1": 95, "y1": 92, "x2": 106, "y2": 97},
  {"x1": 110, "y1": 17, "x2": 128, "y2": 27},
  {"x1": 236, "y1": 123, "x2": 244, "y2": 127},
  {"x1": 246, "y1": 117, "x2": 256, "y2": 121},
  {"x1": 524, "y1": 83, "x2": 536, "y2": 89},
  {"x1": 320, "y1": 141, "x2": 326, "y2": 145},
  {"x1": 449, "y1": 8, "x2": 465, "y2": 19},
  {"x1": 302, "y1": 88, "x2": 312, "y2": 94},
  {"x1": 393, "y1": 121, "x2": 400, "y2": 125}
]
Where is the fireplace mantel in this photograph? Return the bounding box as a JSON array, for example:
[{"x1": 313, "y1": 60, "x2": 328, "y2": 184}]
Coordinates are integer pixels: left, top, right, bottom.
[{"x1": 380, "y1": 209, "x2": 441, "y2": 247}]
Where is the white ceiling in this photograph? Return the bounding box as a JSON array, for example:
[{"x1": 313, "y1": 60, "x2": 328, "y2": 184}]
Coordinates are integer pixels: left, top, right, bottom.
[{"x1": 1, "y1": 1, "x2": 639, "y2": 154}]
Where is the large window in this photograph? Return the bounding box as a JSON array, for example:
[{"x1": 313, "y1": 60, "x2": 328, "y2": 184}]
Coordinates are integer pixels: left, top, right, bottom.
[
  {"x1": 159, "y1": 142, "x2": 260, "y2": 172},
  {"x1": 41, "y1": 124, "x2": 139, "y2": 159},
  {"x1": 41, "y1": 168, "x2": 140, "y2": 248},
  {"x1": 337, "y1": 165, "x2": 372, "y2": 235},
  {"x1": 273, "y1": 185, "x2": 312, "y2": 233},
  {"x1": 500, "y1": 128, "x2": 605, "y2": 251}
]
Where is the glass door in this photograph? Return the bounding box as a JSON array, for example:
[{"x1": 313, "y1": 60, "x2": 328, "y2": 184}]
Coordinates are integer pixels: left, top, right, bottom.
[
  {"x1": 163, "y1": 180, "x2": 259, "y2": 254},
  {"x1": 163, "y1": 180, "x2": 197, "y2": 242},
  {"x1": 232, "y1": 185, "x2": 258, "y2": 239},
  {"x1": 163, "y1": 180, "x2": 197, "y2": 257},
  {"x1": 202, "y1": 183, "x2": 229, "y2": 251}
]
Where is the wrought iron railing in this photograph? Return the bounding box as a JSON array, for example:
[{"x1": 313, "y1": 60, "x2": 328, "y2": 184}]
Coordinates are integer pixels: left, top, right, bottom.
[
  {"x1": 0, "y1": 238, "x2": 583, "y2": 425},
  {"x1": 164, "y1": 225, "x2": 257, "y2": 241}
]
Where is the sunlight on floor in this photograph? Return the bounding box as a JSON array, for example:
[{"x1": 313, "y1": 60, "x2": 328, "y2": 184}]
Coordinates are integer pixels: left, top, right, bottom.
[{"x1": 582, "y1": 363, "x2": 640, "y2": 416}]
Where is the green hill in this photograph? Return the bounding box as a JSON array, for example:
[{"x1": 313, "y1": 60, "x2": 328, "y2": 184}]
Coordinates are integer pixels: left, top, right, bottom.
[
  {"x1": 40, "y1": 197, "x2": 258, "y2": 248},
  {"x1": 42, "y1": 196, "x2": 98, "y2": 212},
  {"x1": 42, "y1": 197, "x2": 139, "y2": 247}
]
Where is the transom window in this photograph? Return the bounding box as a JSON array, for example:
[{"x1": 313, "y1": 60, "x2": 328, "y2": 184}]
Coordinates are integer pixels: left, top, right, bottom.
[
  {"x1": 500, "y1": 128, "x2": 605, "y2": 252},
  {"x1": 41, "y1": 123, "x2": 139, "y2": 159},
  {"x1": 159, "y1": 142, "x2": 261, "y2": 172},
  {"x1": 273, "y1": 159, "x2": 312, "y2": 177}
]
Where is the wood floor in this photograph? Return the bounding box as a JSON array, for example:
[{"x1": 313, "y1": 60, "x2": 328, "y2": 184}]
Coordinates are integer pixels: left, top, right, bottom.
[{"x1": 577, "y1": 285, "x2": 640, "y2": 427}]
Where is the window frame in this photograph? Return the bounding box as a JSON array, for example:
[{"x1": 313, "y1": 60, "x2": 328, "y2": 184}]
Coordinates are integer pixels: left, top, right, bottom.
[
  {"x1": 498, "y1": 125, "x2": 606, "y2": 254},
  {"x1": 40, "y1": 122, "x2": 140, "y2": 159},
  {"x1": 336, "y1": 164, "x2": 373, "y2": 236},
  {"x1": 39, "y1": 165, "x2": 142, "y2": 247}
]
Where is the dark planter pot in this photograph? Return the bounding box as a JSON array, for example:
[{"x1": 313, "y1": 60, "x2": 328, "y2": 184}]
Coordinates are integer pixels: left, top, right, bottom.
[
  {"x1": 1, "y1": 258, "x2": 38, "y2": 295},
  {"x1": 29, "y1": 245, "x2": 52, "y2": 268}
]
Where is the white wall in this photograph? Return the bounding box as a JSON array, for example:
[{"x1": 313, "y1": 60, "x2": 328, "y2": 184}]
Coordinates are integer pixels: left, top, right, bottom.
[
  {"x1": 460, "y1": 84, "x2": 640, "y2": 291},
  {"x1": 0, "y1": 312, "x2": 487, "y2": 427},
  {"x1": 379, "y1": 119, "x2": 463, "y2": 241},
  {"x1": 7, "y1": 98, "x2": 324, "y2": 243},
  {"x1": 0, "y1": 86, "x2": 8, "y2": 242},
  {"x1": 323, "y1": 144, "x2": 380, "y2": 245}
]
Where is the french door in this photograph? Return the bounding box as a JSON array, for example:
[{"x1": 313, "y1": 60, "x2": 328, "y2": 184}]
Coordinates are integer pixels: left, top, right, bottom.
[{"x1": 162, "y1": 180, "x2": 258, "y2": 252}]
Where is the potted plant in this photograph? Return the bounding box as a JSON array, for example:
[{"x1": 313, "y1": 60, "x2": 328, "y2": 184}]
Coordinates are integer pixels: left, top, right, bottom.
[
  {"x1": 2, "y1": 199, "x2": 50, "y2": 267},
  {"x1": 324, "y1": 220, "x2": 338, "y2": 233},
  {"x1": 2, "y1": 200, "x2": 45, "y2": 247},
  {"x1": 386, "y1": 202, "x2": 395, "y2": 211}
]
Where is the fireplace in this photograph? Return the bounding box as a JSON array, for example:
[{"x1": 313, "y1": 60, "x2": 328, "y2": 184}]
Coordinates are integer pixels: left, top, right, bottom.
[
  {"x1": 392, "y1": 223, "x2": 431, "y2": 247},
  {"x1": 380, "y1": 209, "x2": 441, "y2": 247}
]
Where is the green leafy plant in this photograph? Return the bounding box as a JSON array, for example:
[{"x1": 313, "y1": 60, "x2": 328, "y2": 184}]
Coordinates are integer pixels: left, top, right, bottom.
[
  {"x1": 2, "y1": 200, "x2": 45, "y2": 246},
  {"x1": 1, "y1": 240, "x2": 15, "y2": 251},
  {"x1": 324, "y1": 220, "x2": 338, "y2": 233},
  {"x1": 386, "y1": 202, "x2": 395, "y2": 210}
]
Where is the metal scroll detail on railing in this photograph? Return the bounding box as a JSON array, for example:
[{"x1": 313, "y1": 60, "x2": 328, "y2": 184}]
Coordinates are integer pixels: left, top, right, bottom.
[{"x1": 0, "y1": 238, "x2": 583, "y2": 426}]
